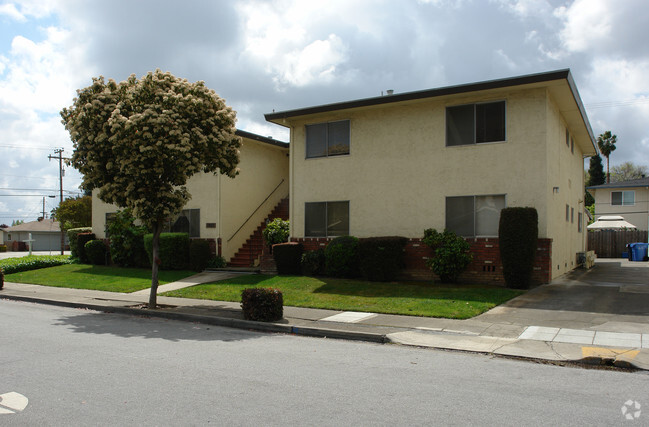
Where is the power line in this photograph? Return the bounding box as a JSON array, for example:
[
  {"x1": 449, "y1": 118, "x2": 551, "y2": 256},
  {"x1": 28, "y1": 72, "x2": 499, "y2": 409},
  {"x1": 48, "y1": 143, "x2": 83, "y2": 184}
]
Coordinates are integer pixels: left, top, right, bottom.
[
  {"x1": 0, "y1": 144, "x2": 66, "y2": 151},
  {"x1": 585, "y1": 98, "x2": 649, "y2": 109}
]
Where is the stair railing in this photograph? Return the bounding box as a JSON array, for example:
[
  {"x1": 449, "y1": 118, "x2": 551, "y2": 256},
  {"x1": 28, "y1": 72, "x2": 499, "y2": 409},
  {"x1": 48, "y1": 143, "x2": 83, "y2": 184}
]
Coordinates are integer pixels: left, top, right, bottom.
[{"x1": 227, "y1": 178, "x2": 286, "y2": 245}]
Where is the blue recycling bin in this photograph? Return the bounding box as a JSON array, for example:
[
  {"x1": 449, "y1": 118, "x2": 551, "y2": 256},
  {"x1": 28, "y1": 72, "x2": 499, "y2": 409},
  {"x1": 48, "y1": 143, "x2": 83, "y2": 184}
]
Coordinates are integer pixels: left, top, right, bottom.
[{"x1": 629, "y1": 243, "x2": 649, "y2": 262}]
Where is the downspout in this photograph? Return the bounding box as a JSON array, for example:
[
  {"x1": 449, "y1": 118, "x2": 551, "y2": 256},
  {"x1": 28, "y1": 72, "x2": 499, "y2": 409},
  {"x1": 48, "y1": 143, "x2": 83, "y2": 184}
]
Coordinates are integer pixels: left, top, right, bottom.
[{"x1": 218, "y1": 172, "x2": 222, "y2": 257}]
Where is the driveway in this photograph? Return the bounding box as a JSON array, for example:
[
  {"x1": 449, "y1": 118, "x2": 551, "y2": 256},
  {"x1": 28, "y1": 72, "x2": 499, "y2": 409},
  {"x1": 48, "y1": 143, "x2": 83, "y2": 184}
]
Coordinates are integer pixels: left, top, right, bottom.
[{"x1": 475, "y1": 258, "x2": 649, "y2": 333}]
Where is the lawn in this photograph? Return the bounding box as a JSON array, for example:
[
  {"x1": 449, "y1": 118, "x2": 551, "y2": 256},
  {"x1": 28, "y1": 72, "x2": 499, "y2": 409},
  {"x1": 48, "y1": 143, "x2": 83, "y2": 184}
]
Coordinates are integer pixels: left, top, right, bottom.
[
  {"x1": 162, "y1": 275, "x2": 524, "y2": 319},
  {"x1": 5, "y1": 264, "x2": 196, "y2": 293}
]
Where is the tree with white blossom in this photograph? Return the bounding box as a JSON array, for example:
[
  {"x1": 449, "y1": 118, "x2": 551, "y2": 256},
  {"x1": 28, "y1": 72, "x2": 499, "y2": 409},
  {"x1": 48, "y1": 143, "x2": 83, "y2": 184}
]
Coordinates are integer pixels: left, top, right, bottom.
[{"x1": 61, "y1": 70, "x2": 241, "y2": 308}]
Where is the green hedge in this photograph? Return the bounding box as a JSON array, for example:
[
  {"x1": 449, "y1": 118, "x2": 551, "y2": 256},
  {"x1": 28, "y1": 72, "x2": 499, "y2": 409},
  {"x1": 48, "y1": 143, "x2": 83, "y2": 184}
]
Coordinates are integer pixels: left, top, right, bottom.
[
  {"x1": 301, "y1": 249, "x2": 325, "y2": 276},
  {"x1": 0, "y1": 255, "x2": 71, "y2": 275},
  {"x1": 358, "y1": 236, "x2": 408, "y2": 282},
  {"x1": 85, "y1": 240, "x2": 107, "y2": 265},
  {"x1": 67, "y1": 227, "x2": 92, "y2": 259},
  {"x1": 189, "y1": 239, "x2": 212, "y2": 272},
  {"x1": 241, "y1": 288, "x2": 283, "y2": 322},
  {"x1": 0, "y1": 244, "x2": 7, "y2": 253},
  {"x1": 144, "y1": 233, "x2": 190, "y2": 270},
  {"x1": 499, "y1": 207, "x2": 538, "y2": 289},
  {"x1": 272, "y1": 242, "x2": 303, "y2": 275},
  {"x1": 76, "y1": 232, "x2": 96, "y2": 264},
  {"x1": 325, "y1": 236, "x2": 359, "y2": 278},
  {"x1": 106, "y1": 210, "x2": 150, "y2": 268}
]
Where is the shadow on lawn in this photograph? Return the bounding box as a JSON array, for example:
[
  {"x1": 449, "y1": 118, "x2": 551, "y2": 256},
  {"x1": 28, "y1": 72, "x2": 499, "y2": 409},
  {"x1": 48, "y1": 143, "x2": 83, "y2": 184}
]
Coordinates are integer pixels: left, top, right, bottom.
[
  {"x1": 70, "y1": 265, "x2": 194, "y2": 282},
  {"x1": 306, "y1": 277, "x2": 522, "y2": 304}
]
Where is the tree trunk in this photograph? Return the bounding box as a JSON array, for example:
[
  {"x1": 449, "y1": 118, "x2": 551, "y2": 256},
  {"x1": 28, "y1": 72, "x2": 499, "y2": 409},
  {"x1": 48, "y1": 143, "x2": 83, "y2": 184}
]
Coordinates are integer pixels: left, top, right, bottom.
[
  {"x1": 148, "y1": 222, "x2": 163, "y2": 309},
  {"x1": 606, "y1": 156, "x2": 610, "y2": 184}
]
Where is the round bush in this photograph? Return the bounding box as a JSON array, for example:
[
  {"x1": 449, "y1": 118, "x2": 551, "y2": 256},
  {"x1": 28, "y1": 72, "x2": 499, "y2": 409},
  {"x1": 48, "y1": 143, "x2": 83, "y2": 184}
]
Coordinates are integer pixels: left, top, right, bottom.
[
  {"x1": 262, "y1": 218, "x2": 290, "y2": 248},
  {"x1": 325, "y1": 236, "x2": 359, "y2": 278},
  {"x1": 84, "y1": 240, "x2": 107, "y2": 265}
]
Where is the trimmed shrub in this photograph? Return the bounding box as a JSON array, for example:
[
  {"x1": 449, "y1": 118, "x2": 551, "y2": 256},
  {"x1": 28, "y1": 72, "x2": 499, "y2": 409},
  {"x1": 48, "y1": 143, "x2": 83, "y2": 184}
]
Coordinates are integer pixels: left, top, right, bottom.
[
  {"x1": 241, "y1": 288, "x2": 283, "y2": 322},
  {"x1": 262, "y1": 218, "x2": 290, "y2": 248},
  {"x1": 67, "y1": 227, "x2": 92, "y2": 259},
  {"x1": 0, "y1": 268, "x2": 4, "y2": 290},
  {"x1": 85, "y1": 240, "x2": 107, "y2": 265},
  {"x1": 422, "y1": 229, "x2": 472, "y2": 283},
  {"x1": 325, "y1": 236, "x2": 360, "y2": 278},
  {"x1": 358, "y1": 236, "x2": 408, "y2": 282},
  {"x1": 189, "y1": 239, "x2": 212, "y2": 272},
  {"x1": 273, "y1": 242, "x2": 304, "y2": 275},
  {"x1": 144, "y1": 232, "x2": 190, "y2": 270},
  {"x1": 0, "y1": 255, "x2": 71, "y2": 274},
  {"x1": 207, "y1": 256, "x2": 227, "y2": 269},
  {"x1": 106, "y1": 209, "x2": 150, "y2": 268},
  {"x1": 301, "y1": 249, "x2": 325, "y2": 276},
  {"x1": 499, "y1": 207, "x2": 538, "y2": 289},
  {"x1": 76, "y1": 232, "x2": 96, "y2": 264},
  {"x1": 0, "y1": 245, "x2": 7, "y2": 253}
]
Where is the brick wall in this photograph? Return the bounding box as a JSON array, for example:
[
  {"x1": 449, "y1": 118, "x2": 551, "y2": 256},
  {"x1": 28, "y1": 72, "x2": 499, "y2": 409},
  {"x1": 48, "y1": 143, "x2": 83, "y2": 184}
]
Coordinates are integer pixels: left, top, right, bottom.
[{"x1": 292, "y1": 236, "x2": 553, "y2": 286}]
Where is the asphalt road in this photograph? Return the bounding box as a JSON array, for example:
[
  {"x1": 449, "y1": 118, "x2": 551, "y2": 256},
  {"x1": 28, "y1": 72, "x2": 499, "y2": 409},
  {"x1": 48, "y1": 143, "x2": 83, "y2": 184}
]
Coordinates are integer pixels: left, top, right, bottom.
[{"x1": 1, "y1": 299, "x2": 648, "y2": 426}]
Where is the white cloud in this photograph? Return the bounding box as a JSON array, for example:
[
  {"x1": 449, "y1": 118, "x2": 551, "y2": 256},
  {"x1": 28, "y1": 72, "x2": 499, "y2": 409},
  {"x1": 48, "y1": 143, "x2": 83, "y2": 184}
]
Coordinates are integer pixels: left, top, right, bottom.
[
  {"x1": 555, "y1": 0, "x2": 611, "y2": 53},
  {"x1": 276, "y1": 34, "x2": 349, "y2": 87},
  {"x1": 0, "y1": 3, "x2": 25, "y2": 21}
]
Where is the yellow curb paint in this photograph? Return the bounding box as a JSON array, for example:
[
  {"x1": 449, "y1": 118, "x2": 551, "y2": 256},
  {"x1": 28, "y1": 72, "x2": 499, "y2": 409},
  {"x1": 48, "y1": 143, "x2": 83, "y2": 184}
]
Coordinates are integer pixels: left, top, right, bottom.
[{"x1": 581, "y1": 347, "x2": 640, "y2": 359}]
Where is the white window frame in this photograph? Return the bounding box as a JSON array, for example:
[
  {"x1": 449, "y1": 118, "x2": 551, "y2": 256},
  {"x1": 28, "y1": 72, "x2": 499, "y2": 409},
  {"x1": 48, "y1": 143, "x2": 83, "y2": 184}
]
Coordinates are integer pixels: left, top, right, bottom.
[{"x1": 611, "y1": 190, "x2": 635, "y2": 206}]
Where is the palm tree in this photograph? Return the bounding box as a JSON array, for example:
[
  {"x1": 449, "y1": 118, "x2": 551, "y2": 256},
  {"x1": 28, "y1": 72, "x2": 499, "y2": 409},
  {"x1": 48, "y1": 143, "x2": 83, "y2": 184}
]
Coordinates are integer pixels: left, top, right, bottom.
[{"x1": 597, "y1": 131, "x2": 617, "y2": 183}]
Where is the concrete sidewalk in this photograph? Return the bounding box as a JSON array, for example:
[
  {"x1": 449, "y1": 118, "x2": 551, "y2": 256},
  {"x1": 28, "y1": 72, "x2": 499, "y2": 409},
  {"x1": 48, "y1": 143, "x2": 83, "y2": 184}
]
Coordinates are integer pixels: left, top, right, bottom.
[{"x1": 2, "y1": 259, "x2": 649, "y2": 371}]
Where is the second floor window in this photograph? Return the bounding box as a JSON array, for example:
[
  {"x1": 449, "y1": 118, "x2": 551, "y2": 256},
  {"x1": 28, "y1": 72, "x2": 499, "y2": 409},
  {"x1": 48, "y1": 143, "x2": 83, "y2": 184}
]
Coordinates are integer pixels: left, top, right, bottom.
[
  {"x1": 306, "y1": 120, "x2": 350, "y2": 158},
  {"x1": 612, "y1": 191, "x2": 634, "y2": 206},
  {"x1": 446, "y1": 101, "x2": 506, "y2": 146}
]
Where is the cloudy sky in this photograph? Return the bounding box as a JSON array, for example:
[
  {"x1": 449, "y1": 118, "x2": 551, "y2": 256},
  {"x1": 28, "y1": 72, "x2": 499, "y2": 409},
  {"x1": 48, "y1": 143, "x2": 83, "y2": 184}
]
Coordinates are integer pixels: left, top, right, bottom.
[{"x1": 1, "y1": 0, "x2": 648, "y2": 225}]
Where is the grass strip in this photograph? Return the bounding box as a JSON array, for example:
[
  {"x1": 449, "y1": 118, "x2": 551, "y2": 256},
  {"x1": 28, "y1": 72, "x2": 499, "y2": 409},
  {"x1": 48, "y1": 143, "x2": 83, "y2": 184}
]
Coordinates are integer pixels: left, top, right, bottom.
[
  {"x1": 163, "y1": 275, "x2": 524, "y2": 319},
  {"x1": 5, "y1": 264, "x2": 196, "y2": 293}
]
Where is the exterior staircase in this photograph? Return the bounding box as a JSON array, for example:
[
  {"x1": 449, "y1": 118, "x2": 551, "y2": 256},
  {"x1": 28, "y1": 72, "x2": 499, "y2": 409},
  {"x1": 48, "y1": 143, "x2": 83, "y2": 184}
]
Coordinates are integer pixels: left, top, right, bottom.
[{"x1": 228, "y1": 198, "x2": 289, "y2": 267}]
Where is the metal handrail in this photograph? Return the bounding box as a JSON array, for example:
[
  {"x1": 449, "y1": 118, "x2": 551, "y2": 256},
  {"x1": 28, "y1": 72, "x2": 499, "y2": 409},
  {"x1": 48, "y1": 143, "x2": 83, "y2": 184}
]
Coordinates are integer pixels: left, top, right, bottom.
[{"x1": 227, "y1": 178, "x2": 286, "y2": 243}]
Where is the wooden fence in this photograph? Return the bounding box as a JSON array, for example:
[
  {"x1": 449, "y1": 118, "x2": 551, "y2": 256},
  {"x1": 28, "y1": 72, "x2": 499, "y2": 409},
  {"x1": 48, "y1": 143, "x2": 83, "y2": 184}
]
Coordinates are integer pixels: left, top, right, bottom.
[{"x1": 587, "y1": 230, "x2": 648, "y2": 258}]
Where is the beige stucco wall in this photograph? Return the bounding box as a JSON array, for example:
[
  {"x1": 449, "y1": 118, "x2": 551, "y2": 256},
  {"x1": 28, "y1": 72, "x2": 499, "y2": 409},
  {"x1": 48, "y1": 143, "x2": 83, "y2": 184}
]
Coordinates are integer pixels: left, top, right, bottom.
[
  {"x1": 92, "y1": 136, "x2": 289, "y2": 260},
  {"x1": 545, "y1": 92, "x2": 588, "y2": 278},
  {"x1": 590, "y1": 187, "x2": 649, "y2": 231},
  {"x1": 286, "y1": 86, "x2": 590, "y2": 279}
]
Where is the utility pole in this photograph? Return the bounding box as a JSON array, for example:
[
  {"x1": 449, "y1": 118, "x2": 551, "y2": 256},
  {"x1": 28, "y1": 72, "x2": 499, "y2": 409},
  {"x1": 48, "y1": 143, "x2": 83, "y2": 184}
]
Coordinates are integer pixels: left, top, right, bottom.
[{"x1": 48, "y1": 149, "x2": 67, "y2": 255}]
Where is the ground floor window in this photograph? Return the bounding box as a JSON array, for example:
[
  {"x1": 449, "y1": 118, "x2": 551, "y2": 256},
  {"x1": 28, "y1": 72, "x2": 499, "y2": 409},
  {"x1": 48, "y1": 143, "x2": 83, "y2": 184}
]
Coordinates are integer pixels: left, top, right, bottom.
[
  {"x1": 305, "y1": 201, "x2": 349, "y2": 237},
  {"x1": 164, "y1": 209, "x2": 201, "y2": 237},
  {"x1": 446, "y1": 195, "x2": 506, "y2": 237}
]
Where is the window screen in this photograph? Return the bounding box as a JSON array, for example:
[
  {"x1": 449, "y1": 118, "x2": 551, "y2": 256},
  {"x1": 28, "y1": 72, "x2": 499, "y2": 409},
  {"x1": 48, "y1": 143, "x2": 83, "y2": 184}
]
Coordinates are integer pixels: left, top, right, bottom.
[
  {"x1": 476, "y1": 102, "x2": 505, "y2": 143},
  {"x1": 446, "y1": 195, "x2": 505, "y2": 237},
  {"x1": 446, "y1": 101, "x2": 505, "y2": 146},
  {"x1": 305, "y1": 201, "x2": 349, "y2": 237},
  {"x1": 306, "y1": 121, "x2": 350, "y2": 158}
]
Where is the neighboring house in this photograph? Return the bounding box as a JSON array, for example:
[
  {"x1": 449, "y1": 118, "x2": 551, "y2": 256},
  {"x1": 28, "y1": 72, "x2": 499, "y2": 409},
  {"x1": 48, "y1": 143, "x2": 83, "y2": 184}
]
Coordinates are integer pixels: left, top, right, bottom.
[
  {"x1": 92, "y1": 130, "x2": 289, "y2": 264},
  {"x1": 4, "y1": 218, "x2": 68, "y2": 251},
  {"x1": 0, "y1": 228, "x2": 5, "y2": 246},
  {"x1": 587, "y1": 177, "x2": 649, "y2": 231},
  {"x1": 265, "y1": 69, "x2": 597, "y2": 284}
]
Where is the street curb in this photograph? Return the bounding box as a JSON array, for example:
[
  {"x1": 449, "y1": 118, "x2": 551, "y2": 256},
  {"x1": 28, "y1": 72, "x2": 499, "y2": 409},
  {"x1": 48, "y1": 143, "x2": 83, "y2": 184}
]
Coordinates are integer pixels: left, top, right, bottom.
[
  {"x1": 0, "y1": 294, "x2": 387, "y2": 344},
  {"x1": 2, "y1": 294, "x2": 640, "y2": 369}
]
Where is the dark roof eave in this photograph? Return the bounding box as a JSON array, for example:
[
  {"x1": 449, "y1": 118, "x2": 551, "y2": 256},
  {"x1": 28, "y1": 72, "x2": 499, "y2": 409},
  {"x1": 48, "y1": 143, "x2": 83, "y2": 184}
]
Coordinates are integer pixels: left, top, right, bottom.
[
  {"x1": 235, "y1": 129, "x2": 288, "y2": 149},
  {"x1": 587, "y1": 178, "x2": 649, "y2": 190},
  {"x1": 265, "y1": 69, "x2": 573, "y2": 121}
]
